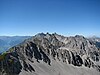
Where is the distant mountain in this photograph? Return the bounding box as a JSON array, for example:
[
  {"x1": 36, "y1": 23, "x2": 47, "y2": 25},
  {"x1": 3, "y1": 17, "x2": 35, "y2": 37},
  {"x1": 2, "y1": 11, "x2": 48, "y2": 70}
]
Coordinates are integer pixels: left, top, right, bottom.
[
  {"x1": 0, "y1": 36, "x2": 31, "y2": 53},
  {"x1": 88, "y1": 36, "x2": 100, "y2": 48},
  {"x1": 0, "y1": 33, "x2": 100, "y2": 75}
]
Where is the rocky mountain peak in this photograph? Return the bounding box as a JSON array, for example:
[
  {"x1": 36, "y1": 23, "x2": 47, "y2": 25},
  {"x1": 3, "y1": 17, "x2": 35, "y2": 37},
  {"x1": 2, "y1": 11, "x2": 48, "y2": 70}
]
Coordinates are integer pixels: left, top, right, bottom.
[{"x1": 75, "y1": 35, "x2": 85, "y2": 38}]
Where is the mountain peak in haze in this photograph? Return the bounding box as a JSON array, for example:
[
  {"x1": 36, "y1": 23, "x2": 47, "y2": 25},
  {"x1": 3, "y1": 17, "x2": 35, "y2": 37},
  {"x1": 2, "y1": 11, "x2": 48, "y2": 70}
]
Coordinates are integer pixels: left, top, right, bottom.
[{"x1": 0, "y1": 36, "x2": 31, "y2": 53}]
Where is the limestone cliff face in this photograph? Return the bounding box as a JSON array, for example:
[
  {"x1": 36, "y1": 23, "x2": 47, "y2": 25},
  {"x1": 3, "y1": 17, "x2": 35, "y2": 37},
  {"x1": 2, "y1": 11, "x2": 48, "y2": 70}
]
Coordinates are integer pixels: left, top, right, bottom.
[{"x1": 0, "y1": 33, "x2": 100, "y2": 75}]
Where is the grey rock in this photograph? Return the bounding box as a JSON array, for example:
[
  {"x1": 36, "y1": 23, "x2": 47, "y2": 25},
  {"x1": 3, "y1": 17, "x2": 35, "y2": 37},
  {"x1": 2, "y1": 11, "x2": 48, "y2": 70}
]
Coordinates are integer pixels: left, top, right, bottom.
[{"x1": 0, "y1": 33, "x2": 100, "y2": 75}]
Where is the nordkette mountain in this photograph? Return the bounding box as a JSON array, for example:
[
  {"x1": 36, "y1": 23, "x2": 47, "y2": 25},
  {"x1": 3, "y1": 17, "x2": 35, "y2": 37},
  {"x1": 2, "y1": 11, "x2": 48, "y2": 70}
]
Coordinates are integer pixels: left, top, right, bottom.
[{"x1": 0, "y1": 33, "x2": 100, "y2": 75}]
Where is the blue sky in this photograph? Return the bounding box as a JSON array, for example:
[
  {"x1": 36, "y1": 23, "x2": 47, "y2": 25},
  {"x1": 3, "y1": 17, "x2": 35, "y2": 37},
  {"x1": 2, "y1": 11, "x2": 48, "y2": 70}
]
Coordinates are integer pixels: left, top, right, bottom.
[{"x1": 0, "y1": 0, "x2": 100, "y2": 36}]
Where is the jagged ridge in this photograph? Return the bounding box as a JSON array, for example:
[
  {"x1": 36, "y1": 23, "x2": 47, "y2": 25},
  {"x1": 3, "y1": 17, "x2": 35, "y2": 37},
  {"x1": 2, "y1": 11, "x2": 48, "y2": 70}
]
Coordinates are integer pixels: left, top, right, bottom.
[{"x1": 0, "y1": 33, "x2": 100, "y2": 75}]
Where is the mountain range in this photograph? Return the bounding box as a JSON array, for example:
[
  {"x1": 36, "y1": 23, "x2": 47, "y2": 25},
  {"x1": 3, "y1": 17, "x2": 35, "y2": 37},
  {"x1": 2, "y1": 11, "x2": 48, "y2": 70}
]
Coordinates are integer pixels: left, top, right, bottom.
[
  {"x1": 0, "y1": 36, "x2": 31, "y2": 53},
  {"x1": 0, "y1": 33, "x2": 100, "y2": 75}
]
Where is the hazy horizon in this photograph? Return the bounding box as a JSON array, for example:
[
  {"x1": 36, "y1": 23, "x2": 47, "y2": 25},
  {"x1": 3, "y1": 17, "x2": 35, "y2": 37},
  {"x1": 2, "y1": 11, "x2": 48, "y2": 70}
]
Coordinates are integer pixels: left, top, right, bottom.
[{"x1": 0, "y1": 32, "x2": 100, "y2": 38}]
